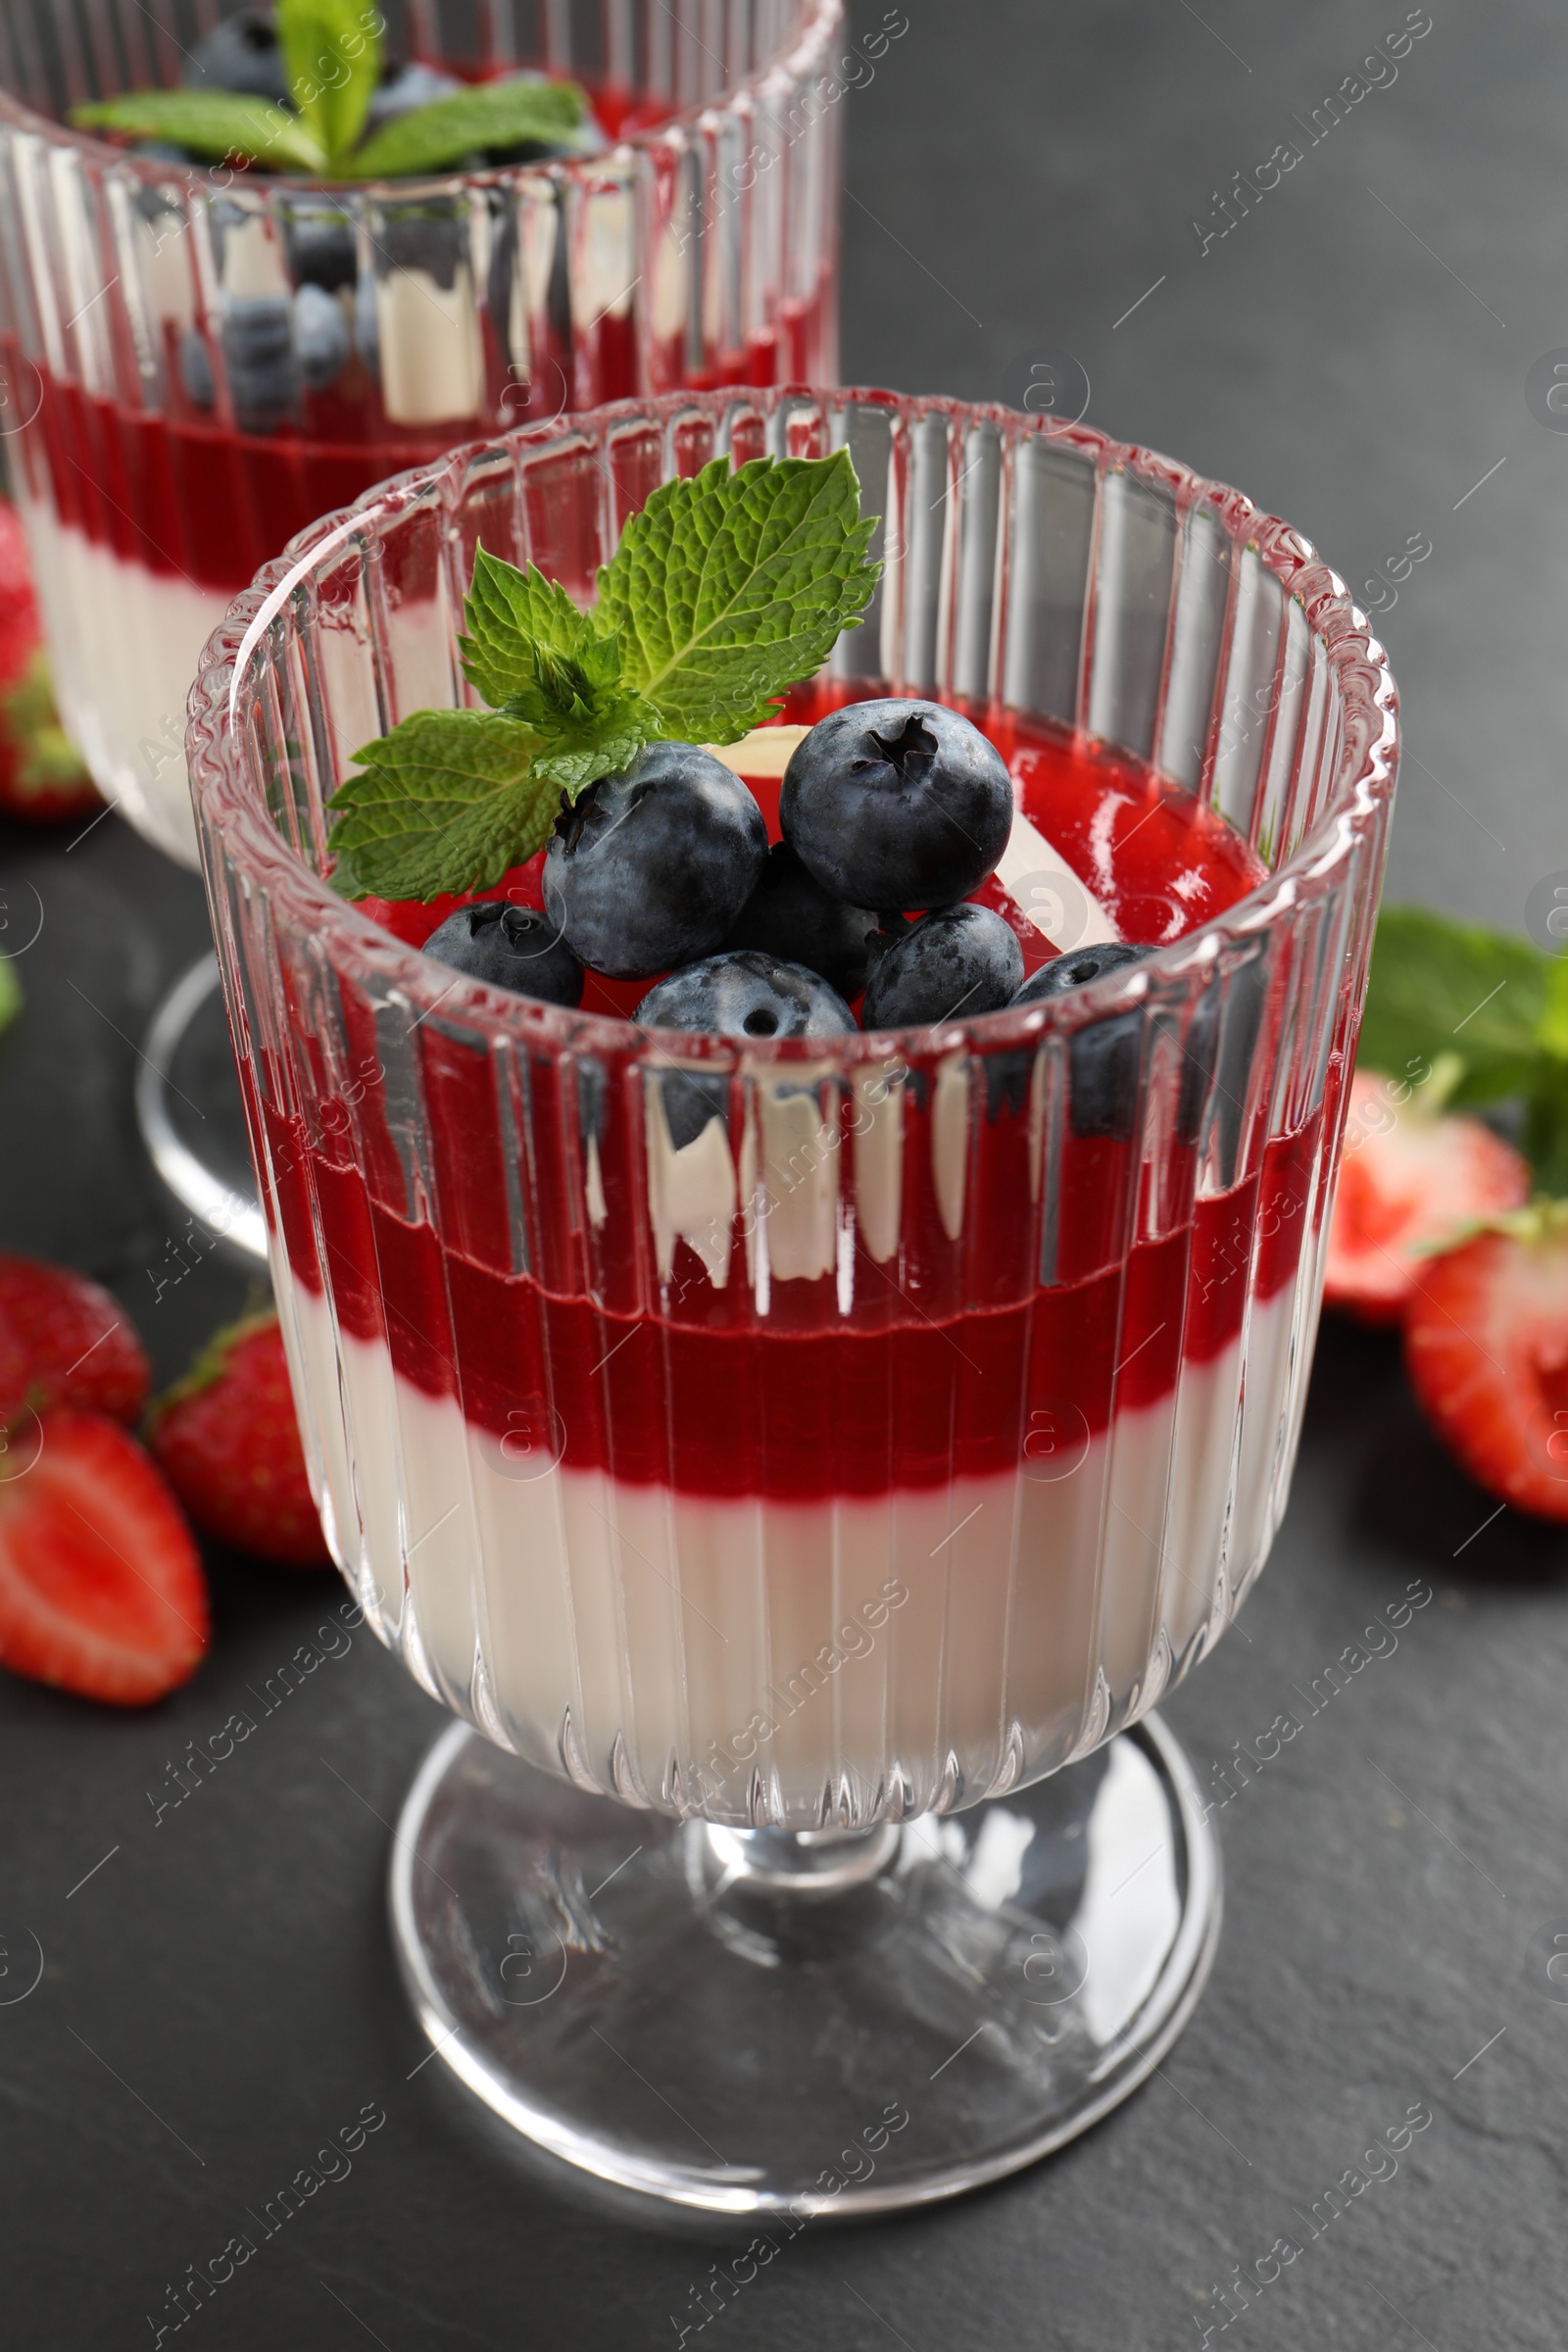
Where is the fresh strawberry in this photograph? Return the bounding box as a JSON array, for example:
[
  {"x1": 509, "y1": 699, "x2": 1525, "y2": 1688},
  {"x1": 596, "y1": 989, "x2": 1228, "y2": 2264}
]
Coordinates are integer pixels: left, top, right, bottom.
[
  {"x1": 1403, "y1": 1205, "x2": 1568, "y2": 1523},
  {"x1": 0, "y1": 1409, "x2": 209, "y2": 1704},
  {"x1": 0, "y1": 500, "x2": 101, "y2": 824},
  {"x1": 0, "y1": 1253, "x2": 151, "y2": 1428},
  {"x1": 1324, "y1": 1067, "x2": 1530, "y2": 1325},
  {"x1": 148, "y1": 1310, "x2": 330, "y2": 1567}
]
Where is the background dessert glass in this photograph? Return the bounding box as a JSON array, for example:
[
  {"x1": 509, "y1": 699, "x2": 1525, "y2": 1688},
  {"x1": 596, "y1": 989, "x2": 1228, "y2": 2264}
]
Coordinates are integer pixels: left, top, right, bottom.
[
  {"x1": 0, "y1": 0, "x2": 843, "y2": 1252},
  {"x1": 186, "y1": 385, "x2": 1398, "y2": 2214}
]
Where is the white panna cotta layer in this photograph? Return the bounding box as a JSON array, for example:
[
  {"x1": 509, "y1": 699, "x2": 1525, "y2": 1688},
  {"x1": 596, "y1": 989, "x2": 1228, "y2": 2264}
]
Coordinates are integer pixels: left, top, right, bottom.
[
  {"x1": 277, "y1": 1273, "x2": 1299, "y2": 1825},
  {"x1": 17, "y1": 491, "x2": 229, "y2": 868}
]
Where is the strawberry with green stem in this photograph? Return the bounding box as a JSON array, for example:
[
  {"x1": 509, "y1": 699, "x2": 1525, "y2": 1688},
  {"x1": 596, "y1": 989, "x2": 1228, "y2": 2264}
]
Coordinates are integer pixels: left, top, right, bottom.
[{"x1": 1344, "y1": 904, "x2": 1568, "y2": 1522}]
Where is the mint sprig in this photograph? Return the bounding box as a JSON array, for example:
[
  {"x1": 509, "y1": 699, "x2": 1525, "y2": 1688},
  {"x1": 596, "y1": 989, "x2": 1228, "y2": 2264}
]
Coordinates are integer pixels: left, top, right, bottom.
[
  {"x1": 328, "y1": 450, "x2": 881, "y2": 904},
  {"x1": 1359, "y1": 905, "x2": 1568, "y2": 1192},
  {"x1": 72, "y1": 0, "x2": 593, "y2": 183}
]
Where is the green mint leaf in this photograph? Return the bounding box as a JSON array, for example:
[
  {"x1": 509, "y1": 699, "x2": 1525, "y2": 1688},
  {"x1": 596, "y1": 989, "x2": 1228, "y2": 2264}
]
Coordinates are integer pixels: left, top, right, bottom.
[
  {"x1": 460, "y1": 546, "x2": 606, "y2": 706},
  {"x1": 278, "y1": 0, "x2": 382, "y2": 170},
  {"x1": 351, "y1": 73, "x2": 590, "y2": 179},
  {"x1": 596, "y1": 451, "x2": 881, "y2": 746},
  {"x1": 0, "y1": 951, "x2": 20, "y2": 1039},
  {"x1": 327, "y1": 710, "x2": 555, "y2": 901},
  {"x1": 71, "y1": 89, "x2": 326, "y2": 172},
  {"x1": 459, "y1": 546, "x2": 658, "y2": 795},
  {"x1": 1359, "y1": 906, "x2": 1548, "y2": 1107}
]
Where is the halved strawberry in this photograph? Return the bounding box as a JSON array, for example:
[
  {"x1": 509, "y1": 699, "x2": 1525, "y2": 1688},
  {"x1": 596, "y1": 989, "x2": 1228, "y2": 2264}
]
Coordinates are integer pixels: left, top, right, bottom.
[
  {"x1": 0, "y1": 1253, "x2": 151, "y2": 1427},
  {"x1": 148, "y1": 1310, "x2": 330, "y2": 1568},
  {"x1": 1325, "y1": 1067, "x2": 1530, "y2": 1325},
  {"x1": 1403, "y1": 1205, "x2": 1568, "y2": 1523},
  {"x1": 0, "y1": 1410, "x2": 209, "y2": 1704}
]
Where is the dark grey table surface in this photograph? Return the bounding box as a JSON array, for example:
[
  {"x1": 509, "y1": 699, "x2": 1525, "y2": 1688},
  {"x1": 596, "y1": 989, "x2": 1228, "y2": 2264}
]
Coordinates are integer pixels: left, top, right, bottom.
[{"x1": 4, "y1": 3, "x2": 1566, "y2": 2345}]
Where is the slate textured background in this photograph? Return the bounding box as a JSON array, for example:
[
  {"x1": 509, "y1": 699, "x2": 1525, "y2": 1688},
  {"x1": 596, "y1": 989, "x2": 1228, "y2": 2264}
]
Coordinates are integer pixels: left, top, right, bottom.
[{"x1": 2, "y1": 2, "x2": 1565, "y2": 2344}]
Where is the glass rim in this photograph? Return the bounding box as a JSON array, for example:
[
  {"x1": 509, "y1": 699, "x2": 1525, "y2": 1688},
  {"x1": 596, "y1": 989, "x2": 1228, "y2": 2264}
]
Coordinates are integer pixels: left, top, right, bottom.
[
  {"x1": 0, "y1": 0, "x2": 844, "y2": 197},
  {"x1": 186, "y1": 382, "x2": 1400, "y2": 1068}
]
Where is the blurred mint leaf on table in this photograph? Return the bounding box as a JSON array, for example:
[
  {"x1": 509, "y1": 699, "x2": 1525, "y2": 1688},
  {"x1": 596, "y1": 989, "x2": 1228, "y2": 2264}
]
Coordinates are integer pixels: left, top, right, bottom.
[
  {"x1": 1360, "y1": 905, "x2": 1568, "y2": 1192},
  {"x1": 328, "y1": 450, "x2": 882, "y2": 904}
]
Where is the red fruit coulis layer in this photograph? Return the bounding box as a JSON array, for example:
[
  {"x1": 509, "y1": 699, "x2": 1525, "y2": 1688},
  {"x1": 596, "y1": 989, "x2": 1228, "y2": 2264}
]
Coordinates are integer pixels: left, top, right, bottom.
[{"x1": 252, "y1": 701, "x2": 1331, "y2": 1501}]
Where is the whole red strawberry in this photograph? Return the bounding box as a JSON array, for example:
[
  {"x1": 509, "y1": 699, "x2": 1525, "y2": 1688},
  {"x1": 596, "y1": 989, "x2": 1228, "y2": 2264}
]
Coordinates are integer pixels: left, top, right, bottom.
[
  {"x1": 0, "y1": 1409, "x2": 209, "y2": 1705},
  {"x1": 1404, "y1": 1205, "x2": 1568, "y2": 1523},
  {"x1": 148, "y1": 1310, "x2": 330, "y2": 1567},
  {"x1": 0, "y1": 500, "x2": 101, "y2": 824},
  {"x1": 0, "y1": 1253, "x2": 151, "y2": 1428}
]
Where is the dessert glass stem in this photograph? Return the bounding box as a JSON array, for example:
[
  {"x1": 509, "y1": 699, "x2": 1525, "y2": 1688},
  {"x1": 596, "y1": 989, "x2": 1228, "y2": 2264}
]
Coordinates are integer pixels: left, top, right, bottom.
[{"x1": 700, "y1": 1821, "x2": 904, "y2": 1894}]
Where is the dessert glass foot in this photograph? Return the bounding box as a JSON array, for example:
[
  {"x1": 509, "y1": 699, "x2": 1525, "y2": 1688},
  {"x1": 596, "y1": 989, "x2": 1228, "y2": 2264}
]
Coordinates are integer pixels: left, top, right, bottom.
[
  {"x1": 389, "y1": 1713, "x2": 1220, "y2": 2216},
  {"x1": 135, "y1": 955, "x2": 266, "y2": 1261}
]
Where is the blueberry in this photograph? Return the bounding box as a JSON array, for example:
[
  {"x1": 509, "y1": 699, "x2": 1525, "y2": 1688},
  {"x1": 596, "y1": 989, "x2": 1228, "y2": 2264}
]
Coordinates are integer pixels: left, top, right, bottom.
[
  {"x1": 720, "y1": 842, "x2": 876, "y2": 1000},
  {"x1": 544, "y1": 743, "x2": 768, "y2": 981},
  {"x1": 636, "y1": 950, "x2": 857, "y2": 1042},
  {"x1": 366, "y1": 59, "x2": 465, "y2": 129},
  {"x1": 1012, "y1": 941, "x2": 1152, "y2": 1140},
  {"x1": 780, "y1": 698, "x2": 1013, "y2": 912},
  {"x1": 221, "y1": 293, "x2": 296, "y2": 434},
  {"x1": 422, "y1": 901, "x2": 584, "y2": 1007},
  {"x1": 182, "y1": 9, "x2": 290, "y2": 104},
  {"x1": 294, "y1": 282, "x2": 350, "y2": 388},
  {"x1": 285, "y1": 203, "x2": 358, "y2": 293},
  {"x1": 860, "y1": 904, "x2": 1023, "y2": 1030},
  {"x1": 1011, "y1": 941, "x2": 1150, "y2": 1005},
  {"x1": 637, "y1": 951, "x2": 854, "y2": 1144},
  {"x1": 178, "y1": 328, "x2": 215, "y2": 410}
]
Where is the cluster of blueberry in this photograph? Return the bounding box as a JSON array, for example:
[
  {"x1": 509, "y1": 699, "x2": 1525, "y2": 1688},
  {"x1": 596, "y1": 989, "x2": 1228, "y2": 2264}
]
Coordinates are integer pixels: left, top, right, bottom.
[{"x1": 421, "y1": 698, "x2": 1150, "y2": 1049}]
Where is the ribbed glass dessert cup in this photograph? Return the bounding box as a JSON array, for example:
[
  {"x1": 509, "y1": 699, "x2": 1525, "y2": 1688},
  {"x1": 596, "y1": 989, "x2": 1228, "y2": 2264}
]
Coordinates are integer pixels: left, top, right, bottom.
[
  {"x1": 0, "y1": 0, "x2": 843, "y2": 1256},
  {"x1": 187, "y1": 384, "x2": 1398, "y2": 2213}
]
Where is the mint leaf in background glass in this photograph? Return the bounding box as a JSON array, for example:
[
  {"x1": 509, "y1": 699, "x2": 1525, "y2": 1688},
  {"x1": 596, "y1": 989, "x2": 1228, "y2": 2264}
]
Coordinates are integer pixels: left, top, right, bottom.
[
  {"x1": 279, "y1": 0, "x2": 382, "y2": 171},
  {"x1": 1359, "y1": 906, "x2": 1547, "y2": 1105},
  {"x1": 71, "y1": 88, "x2": 326, "y2": 172},
  {"x1": 595, "y1": 451, "x2": 881, "y2": 747},
  {"x1": 352, "y1": 73, "x2": 590, "y2": 178},
  {"x1": 329, "y1": 710, "x2": 552, "y2": 901}
]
